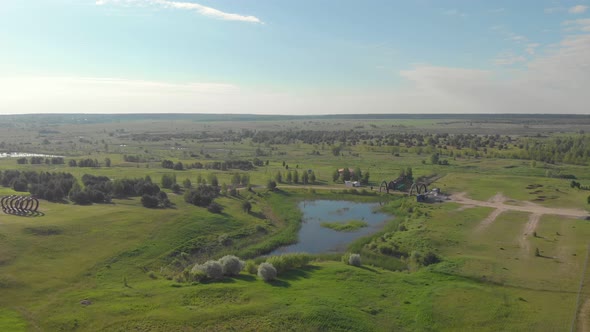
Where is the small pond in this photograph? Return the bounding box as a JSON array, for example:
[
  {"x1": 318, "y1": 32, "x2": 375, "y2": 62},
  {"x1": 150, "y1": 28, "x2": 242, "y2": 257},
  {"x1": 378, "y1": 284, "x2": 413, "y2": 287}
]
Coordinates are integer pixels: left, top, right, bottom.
[
  {"x1": 269, "y1": 200, "x2": 392, "y2": 255},
  {"x1": 0, "y1": 152, "x2": 63, "y2": 158}
]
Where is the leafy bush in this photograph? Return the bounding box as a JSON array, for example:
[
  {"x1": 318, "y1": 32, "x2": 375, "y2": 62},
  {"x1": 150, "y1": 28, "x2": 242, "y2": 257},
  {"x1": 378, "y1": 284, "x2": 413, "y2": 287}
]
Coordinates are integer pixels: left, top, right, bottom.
[
  {"x1": 348, "y1": 253, "x2": 361, "y2": 267},
  {"x1": 245, "y1": 260, "x2": 258, "y2": 275},
  {"x1": 242, "y1": 200, "x2": 252, "y2": 213},
  {"x1": 184, "y1": 184, "x2": 220, "y2": 207},
  {"x1": 422, "y1": 251, "x2": 440, "y2": 266},
  {"x1": 189, "y1": 270, "x2": 207, "y2": 282},
  {"x1": 219, "y1": 255, "x2": 245, "y2": 276},
  {"x1": 265, "y1": 253, "x2": 312, "y2": 274},
  {"x1": 257, "y1": 262, "x2": 277, "y2": 282},
  {"x1": 191, "y1": 260, "x2": 223, "y2": 280},
  {"x1": 141, "y1": 194, "x2": 160, "y2": 208},
  {"x1": 207, "y1": 202, "x2": 223, "y2": 214}
]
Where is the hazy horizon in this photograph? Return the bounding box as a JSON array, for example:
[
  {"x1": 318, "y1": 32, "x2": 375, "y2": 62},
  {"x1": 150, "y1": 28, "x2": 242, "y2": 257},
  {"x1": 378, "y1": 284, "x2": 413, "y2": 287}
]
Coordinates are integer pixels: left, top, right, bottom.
[{"x1": 1, "y1": 1, "x2": 589, "y2": 115}]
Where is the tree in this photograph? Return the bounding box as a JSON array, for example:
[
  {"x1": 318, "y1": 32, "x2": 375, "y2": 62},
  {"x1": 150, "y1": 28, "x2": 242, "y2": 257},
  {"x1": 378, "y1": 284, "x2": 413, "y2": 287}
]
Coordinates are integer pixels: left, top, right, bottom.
[
  {"x1": 141, "y1": 194, "x2": 159, "y2": 208},
  {"x1": 341, "y1": 168, "x2": 351, "y2": 181},
  {"x1": 207, "y1": 202, "x2": 223, "y2": 214},
  {"x1": 286, "y1": 172, "x2": 292, "y2": 183},
  {"x1": 310, "y1": 171, "x2": 316, "y2": 184},
  {"x1": 352, "y1": 167, "x2": 362, "y2": 181},
  {"x1": 231, "y1": 173, "x2": 241, "y2": 186},
  {"x1": 405, "y1": 167, "x2": 413, "y2": 181},
  {"x1": 208, "y1": 174, "x2": 219, "y2": 187},
  {"x1": 431, "y1": 153, "x2": 440, "y2": 165},
  {"x1": 267, "y1": 179, "x2": 277, "y2": 191},
  {"x1": 240, "y1": 174, "x2": 250, "y2": 187},
  {"x1": 161, "y1": 174, "x2": 175, "y2": 189},
  {"x1": 301, "y1": 171, "x2": 309, "y2": 184},
  {"x1": 242, "y1": 200, "x2": 252, "y2": 213},
  {"x1": 331, "y1": 145, "x2": 342, "y2": 156},
  {"x1": 275, "y1": 171, "x2": 282, "y2": 184},
  {"x1": 292, "y1": 170, "x2": 299, "y2": 184},
  {"x1": 161, "y1": 160, "x2": 174, "y2": 169},
  {"x1": 105, "y1": 158, "x2": 111, "y2": 167},
  {"x1": 173, "y1": 162, "x2": 184, "y2": 170},
  {"x1": 332, "y1": 169, "x2": 340, "y2": 182},
  {"x1": 183, "y1": 178, "x2": 192, "y2": 189},
  {"x1": 361, "y1": 171, "x2": 370, "y2": 185}
]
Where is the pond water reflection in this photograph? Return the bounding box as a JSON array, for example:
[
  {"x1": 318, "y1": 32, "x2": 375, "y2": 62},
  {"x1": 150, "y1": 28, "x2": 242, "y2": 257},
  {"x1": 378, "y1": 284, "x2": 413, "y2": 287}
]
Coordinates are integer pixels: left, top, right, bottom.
[{"x1": 270, "y1": 200, "x2": 393, "y2": 255}]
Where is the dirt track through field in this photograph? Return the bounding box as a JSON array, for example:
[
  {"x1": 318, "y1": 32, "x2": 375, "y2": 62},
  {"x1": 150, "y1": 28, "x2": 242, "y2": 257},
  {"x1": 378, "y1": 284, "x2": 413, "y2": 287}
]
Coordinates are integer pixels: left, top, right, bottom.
[
  {"x1": 452, "y1": 192, "x2": 588, "y2": 256},
  {"x1": 476, "y1": 208, "x2": 506, "y2": 232},
  {"x1": 451, "y1": 192, "x2": 588, "y2": 221},
  {"x1": 519, "y1": 213, "x2": 541, "y2": 256}
]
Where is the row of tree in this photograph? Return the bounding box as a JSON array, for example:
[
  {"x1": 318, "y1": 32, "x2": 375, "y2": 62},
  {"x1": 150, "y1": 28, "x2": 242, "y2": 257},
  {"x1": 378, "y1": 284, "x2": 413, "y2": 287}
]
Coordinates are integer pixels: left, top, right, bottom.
[
  {"x1": 67, "y1": 158, "x2": 111, "y2": 167},
  {"x1": 16, "y1": 157, "x2": 65, "y2": 165},
  {"x1": 274, "y1": 170, "x2": 317, "y2": 185},
  {"x1": 1, "y1": 170, "x2": 76, "y2": 201}
]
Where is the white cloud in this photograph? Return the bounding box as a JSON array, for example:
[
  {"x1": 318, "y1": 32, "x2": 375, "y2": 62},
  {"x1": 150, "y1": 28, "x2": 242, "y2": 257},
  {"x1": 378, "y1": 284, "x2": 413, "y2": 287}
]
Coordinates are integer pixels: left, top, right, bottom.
[
  {"x1": 563, "y1": 18, "x2": 590, "y2": 32},
  {"x1": 545, "y1": 7, "x2": 564, "y2": 14},
  {"x1": 2, "y1": 19, "x2": 590, "y2": 115},
  {"x1": 526, "y1": 43, "x2": 541, "y2": 55},
  {"x1": 393, "y1": 34, "x2": 590, "y2": 113},
  {"x1": 506, "y1": 33, "x2": 527, "y2": 42},
  {"x1": 494, "y1": 52, "x2": 527, "y2": 65},
  {"x1": 569, "y1": 5, "x2": 588, "y2": 14},
  {"x1": 96, "y1": 0, "x2": 263, "y2": 23},
  {"x1": 442, "y1": 9, "x2": 467, "y2": 17}
]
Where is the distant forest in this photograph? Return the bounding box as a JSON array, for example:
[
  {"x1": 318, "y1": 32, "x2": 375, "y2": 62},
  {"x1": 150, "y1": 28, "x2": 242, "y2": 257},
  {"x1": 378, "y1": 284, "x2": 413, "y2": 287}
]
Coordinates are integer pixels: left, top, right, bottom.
[{"x1": 1, "y1": 113, "x2": 590, "y2": 126}]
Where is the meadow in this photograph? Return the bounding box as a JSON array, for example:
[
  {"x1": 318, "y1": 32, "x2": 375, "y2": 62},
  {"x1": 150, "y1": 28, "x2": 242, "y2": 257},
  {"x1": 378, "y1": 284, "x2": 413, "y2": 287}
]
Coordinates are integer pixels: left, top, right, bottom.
[{"x1": 1, "y1": 114, "x2": 590, "y2": 331}]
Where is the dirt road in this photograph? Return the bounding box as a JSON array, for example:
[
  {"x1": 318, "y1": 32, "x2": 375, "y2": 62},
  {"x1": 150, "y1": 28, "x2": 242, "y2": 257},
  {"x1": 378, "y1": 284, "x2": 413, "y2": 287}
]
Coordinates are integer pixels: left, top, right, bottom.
[{"x1": 451, "y1": 192, "x2": 588, "y2": 220}]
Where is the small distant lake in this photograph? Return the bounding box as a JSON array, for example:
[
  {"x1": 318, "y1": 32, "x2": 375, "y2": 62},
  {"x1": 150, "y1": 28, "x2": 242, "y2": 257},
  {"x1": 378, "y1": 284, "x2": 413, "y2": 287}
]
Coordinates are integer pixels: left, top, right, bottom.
[
  {"x1": 0, "y1": 152, "x2": 63, "y2": 158},
  {"x1": 270, "y1": 200, "x2": 392, "y2": 255}
]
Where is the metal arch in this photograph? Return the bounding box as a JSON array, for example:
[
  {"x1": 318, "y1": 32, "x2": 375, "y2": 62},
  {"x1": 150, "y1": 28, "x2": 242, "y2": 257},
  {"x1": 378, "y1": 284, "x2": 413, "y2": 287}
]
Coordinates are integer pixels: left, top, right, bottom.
[
  {"x1": 31, "y1": 197, "x2": 39, "y2": 212},
  {"x1": 379, "y1": 180, "x2": 389, "y2": 193},
  {"x1": 0, "y1": 195, "x2": 12, "y2": 211},
  {"x1": 409, "y1": 182, "x2": 428, "y2": 195},
  {"x1": 9, "y1": 196, "x2": 20, "y2": 212},
  {"x1": 1, "y1": 195, "x2": 40, "y2": 215}
]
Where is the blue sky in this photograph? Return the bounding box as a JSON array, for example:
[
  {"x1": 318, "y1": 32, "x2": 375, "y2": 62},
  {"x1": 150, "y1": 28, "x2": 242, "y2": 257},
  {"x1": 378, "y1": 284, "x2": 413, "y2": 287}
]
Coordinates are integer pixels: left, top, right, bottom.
[{"x1": 1, "y1": 0, "x2": 589, "y2": 114}]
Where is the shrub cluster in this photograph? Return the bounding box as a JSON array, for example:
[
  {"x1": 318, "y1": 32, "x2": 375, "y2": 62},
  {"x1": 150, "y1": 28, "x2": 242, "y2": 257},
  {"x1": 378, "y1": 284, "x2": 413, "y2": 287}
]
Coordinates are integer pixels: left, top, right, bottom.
[
  {"x1": 191, "y1": 260, "x2": 223, "y2": 280},
  {"x1": 68, "y1": 175, "x2": 170, "y2": 207},
  {"x1": 219, "y1": 255, "x2": 245, "y2": 276},
  {"x1": 257, "y1": 263, "x2": 277, "y2": 282},
  {"x1": 348, "y1": 253, "x2": 362, "y2": 267},
  {"x1": 0, "y1": 170, "x2": 75, "y2": 201},
  {"x1": 265, "y1": 253, "x2": 312, "y2": 274},
  {"x1": 184, "y1": 184, "x2": 222, "y2": 212},
  {"x1": 190, "y1": 255, "x2": 245, "y2": 281}
]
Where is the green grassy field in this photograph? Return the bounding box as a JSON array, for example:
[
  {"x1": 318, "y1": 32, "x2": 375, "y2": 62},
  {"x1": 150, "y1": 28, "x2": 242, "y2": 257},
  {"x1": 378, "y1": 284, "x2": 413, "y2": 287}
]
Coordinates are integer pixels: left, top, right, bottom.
[{"x1": 1, "y1": 114, "x2": 590, "y2": 331}]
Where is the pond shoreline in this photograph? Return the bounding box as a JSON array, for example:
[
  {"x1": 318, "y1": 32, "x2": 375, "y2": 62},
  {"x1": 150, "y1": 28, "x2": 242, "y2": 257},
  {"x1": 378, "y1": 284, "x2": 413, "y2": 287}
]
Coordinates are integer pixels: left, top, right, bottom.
[{"x1": 269, "y1": 200, "x2": 394, "y2": 255}]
